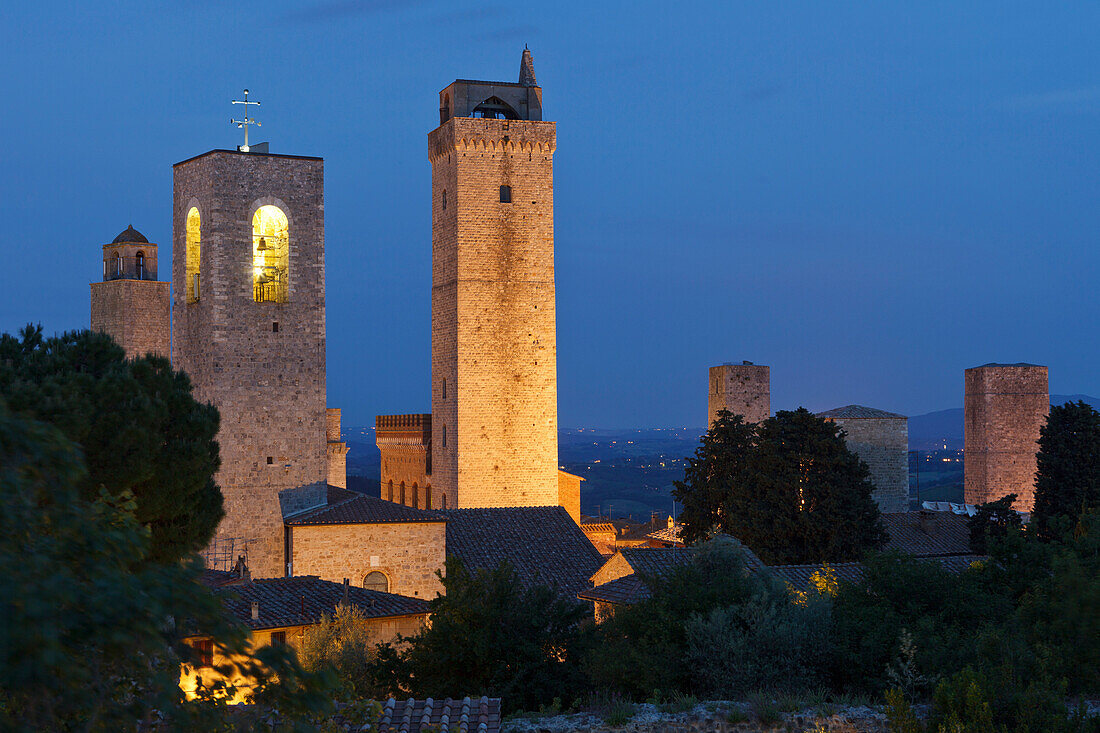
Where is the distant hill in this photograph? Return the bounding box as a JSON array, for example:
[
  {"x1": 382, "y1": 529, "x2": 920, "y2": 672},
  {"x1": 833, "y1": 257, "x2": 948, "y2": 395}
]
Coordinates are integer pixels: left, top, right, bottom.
[{"x1": 908, "y1": 394, "x2": 1099, "y2": 451}]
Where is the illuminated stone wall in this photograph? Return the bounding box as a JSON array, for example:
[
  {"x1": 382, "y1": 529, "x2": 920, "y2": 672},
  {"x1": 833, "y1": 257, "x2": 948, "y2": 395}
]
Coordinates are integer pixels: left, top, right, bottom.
[
  {"x1": 288, "y1": 521, "x2": 446, "y2": 599},
  {"x1": 376, "y1": 414, "x2": 433, "y2": 509},
  {"x1": 326, "y1": 408, "x2": 348, "y2": 490},
  {"x1": 172, "y1": 150, "x2": 328, "y2": 579},
  {"x1": 90, "y1": 279, "x2": 170, "y2": 359},
  {"x1": 964, "y1": 364, "x2": 1049, "y2": 510},
  {"x1": 429, "y1": 116, "x2": 558, "y2": 510},
  {"x1": 708, "y1": 363, "x2": 770, "y2": 427}
]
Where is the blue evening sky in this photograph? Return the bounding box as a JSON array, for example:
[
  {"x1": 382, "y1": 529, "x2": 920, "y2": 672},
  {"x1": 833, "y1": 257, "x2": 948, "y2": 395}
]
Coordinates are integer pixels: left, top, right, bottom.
[{"x1": 1, "y1": 1, "x2": 1097, "y2": 428}]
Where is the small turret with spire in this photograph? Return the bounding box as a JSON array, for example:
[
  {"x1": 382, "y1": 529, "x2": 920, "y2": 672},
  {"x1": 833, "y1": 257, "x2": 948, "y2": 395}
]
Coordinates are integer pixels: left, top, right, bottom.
[
  {"x1": 519, "y1": 45, "x2": 537, "y2": 87},
  {"x1": 436, "y1": 47, "x2": 543, "y2": 124}
]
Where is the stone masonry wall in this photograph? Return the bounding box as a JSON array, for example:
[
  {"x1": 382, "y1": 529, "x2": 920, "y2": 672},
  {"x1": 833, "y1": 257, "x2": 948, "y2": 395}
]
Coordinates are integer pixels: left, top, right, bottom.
[
  {"x1": 172, "y1": 150, "x2": 328, "y2": 579},
  {"x1": 557, "y1": 470, "x2": 581, "y2": 524},
  {"x1": 832, "y1": 417, "x2": 909, "y2": 513},
  {"x1": 289, "y1": 521, "x2": 446, "y2": 599},
  {"x1": 90, "y1": 280, "x2": 170, "y2": 358},
  {"x1": 429, "y1": 117, "x2": 558, "y2": 510},
  {"x1": 709, "y1": 363, "x2": 770, "y2": 427},
  {"x1": 964, "y1": 364, "x2": 1049, "y2": 510},
  {"x1": 326, "y1": 408, "x2": 348, "y2": 489}
]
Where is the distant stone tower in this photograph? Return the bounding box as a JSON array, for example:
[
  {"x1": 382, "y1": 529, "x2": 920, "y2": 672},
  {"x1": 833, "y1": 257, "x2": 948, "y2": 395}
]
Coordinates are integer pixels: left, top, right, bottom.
[
  {"x1": 429, "y1": 49, "x2": 558, "y2": 509},
  {"x1": 709, "y1": 362, "x2": 770, "y2": 426},
  {"x1": 327, "y1": 408, "x2": 349, "y2": 490},
  {"x1": 172, "y1": 149, "x2": 328, "y2": 578},
  {"x1": 964, "y1": 363, "x2": 1049, "y2": 511},
  {"x1": 817, "y1": 405, "x2": 909, "y2": 513},
  {"x1": 90, "y1": 225, "x2": 170, "y2": 358}
]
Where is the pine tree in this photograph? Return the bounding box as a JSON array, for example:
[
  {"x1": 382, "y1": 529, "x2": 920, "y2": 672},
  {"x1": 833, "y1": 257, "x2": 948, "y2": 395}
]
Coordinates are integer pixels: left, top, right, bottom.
[
  {"x1": 0, "y1": 325, "x2": 222, "y2": 563},
  {"x1": 1032, "y1": 400, "x2": 1100, "y2": 541},
  {"x1": 672, "y1": 410, "x2": 756, "y2": 546}
]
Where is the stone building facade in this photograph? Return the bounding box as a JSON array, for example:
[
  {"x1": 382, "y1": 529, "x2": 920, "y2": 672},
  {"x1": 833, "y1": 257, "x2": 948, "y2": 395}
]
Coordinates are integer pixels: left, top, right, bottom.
[
  {"x1": 287, "y1": 519, "x2": 446, "y2": 599},
  {"x1": 708, "y1": 362, "x2": 770, "y2": 426},
  {"x1": 964, "y1": 363, "x2": 1049, "y2": 510},
  {"x1": 172, "y1": 149, "x2": 329, "y2": 579},
  {"x1": 326, "y1": 408, "x2": 348, "y2": 490},
  {"x1": 817, "y1": 405, "x2": 909, "y2": 513},
  {"x1": 428, "y1": 49, "x2": 559, "y2": 510},
  {"x1": 90, "y1": 225, "x2": 170, "y2": 358}
]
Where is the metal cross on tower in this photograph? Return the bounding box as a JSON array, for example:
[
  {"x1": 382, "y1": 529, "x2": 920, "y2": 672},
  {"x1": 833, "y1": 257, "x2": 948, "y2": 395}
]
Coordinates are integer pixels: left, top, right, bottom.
[{"x1": 231, "y1": 89, "x2": 261, "y2": 152}]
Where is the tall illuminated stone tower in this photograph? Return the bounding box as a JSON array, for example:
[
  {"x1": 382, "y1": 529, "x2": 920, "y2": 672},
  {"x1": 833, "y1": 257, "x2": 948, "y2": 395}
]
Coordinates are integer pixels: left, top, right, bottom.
[
  {"x1": 90, "y1": 225, "x2": 170, "y2": 358},
  {"x1": 172, "y1": 148, "x2": 327, "y2": 578},
  {"x1": 709, "y1": 362, "x2": 770, "y2": 426},
  {"x1": 429, "y1": 49, "x2": 558, "y2": 509}
]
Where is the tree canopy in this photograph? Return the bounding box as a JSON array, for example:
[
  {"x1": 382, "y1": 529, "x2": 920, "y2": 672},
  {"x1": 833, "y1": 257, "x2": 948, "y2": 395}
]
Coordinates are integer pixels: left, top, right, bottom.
[
  {"x1": 0, "y1": 325, "x2": 223, "y2": 563},
  {"x1": 674, "y1": 407, "x2": 886, "y2": 564},
  {"x1": 1032, "y1": 400, "x2": 1100, "y2": 542}
]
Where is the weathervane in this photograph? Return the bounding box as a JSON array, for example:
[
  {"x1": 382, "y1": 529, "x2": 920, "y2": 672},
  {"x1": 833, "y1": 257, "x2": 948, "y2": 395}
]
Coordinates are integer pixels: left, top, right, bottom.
[{"x1": 231, "y1": 89, "x2": 261, "y2": 152}]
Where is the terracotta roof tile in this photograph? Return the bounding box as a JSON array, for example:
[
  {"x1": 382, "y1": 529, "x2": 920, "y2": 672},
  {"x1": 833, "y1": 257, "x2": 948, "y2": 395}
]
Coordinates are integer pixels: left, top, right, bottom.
[
  {"x1": 286, "y1": 493, "x2": 445, "y2": 526},
  {"x1": 441, "y1": 506, "x2": 604, "y2": 599},
  {"x1": 374, "y1": 696, "x2": 501, "y2": 733},
  {"x1": 882, "y1": 511, "x2": 972, "y2": 557},
  {"x1": 578, "y1": 574, "x2": 649, "y2": 605},
  {"x1": 213, "y1": 575, "x2": 429, "y2": 631}
]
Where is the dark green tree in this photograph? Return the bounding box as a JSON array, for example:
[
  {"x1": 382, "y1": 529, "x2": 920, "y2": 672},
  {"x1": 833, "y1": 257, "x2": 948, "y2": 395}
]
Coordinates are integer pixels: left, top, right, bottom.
[
  {"x1": 370, "y1": 557, "x2": 590, "y2": 713},
  {"x1": 1033, "y1": 400, "x2": 1100, "y2": 542},
  {"x1": 968, "y1": 493, "x2": 1022, "y2": 554},
  {"x1": 0, "y1": 401, "x2": 333, "y2": 730},
  {"x1": 676, "y1": 408, "x2": 886, "y2": 564},
  {"x1": 0, "y1": 325, "x2": 222, "y2": 563},
  {"x1": 672, "y1": 410, "x2": 756, "y2": 545}
]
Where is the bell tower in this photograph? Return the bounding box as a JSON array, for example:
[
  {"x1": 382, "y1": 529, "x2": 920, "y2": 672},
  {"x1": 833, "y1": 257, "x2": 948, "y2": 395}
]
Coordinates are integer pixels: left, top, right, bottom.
[
  {"x1": 90, "y1": 225, "x2": 170, "y2": 359},
  {"x1": 172, "y1": 147, "x2": 327, "y2": 578},
  {"x1": 429, "y1": 49, "x2": 558, "y2": 509}
]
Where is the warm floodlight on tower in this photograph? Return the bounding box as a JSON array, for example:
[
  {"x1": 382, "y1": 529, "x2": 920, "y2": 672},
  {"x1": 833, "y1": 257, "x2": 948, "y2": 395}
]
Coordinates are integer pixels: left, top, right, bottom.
[{"x1": 231, "y1": 89, "x2": 261, "y2": 152}]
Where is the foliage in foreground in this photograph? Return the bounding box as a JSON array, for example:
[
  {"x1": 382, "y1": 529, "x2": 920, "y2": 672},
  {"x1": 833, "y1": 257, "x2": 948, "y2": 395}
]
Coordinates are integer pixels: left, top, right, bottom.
[
  {"x1": 368, "y1": 557, "x2": 591, "y2": 714},
  {"x1": 0, "y1": 402, "x2": 336, "y2": 731}
]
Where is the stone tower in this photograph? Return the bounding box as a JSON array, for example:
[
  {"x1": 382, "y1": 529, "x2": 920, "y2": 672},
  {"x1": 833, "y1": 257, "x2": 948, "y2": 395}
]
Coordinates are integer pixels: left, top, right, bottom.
[
  {"x1": 172, "y1": 149, "x2": 328, "y2": 578},
  {"x1": 90, "y1": 225, "x2": 170, "y2": 358},
  {"x1": 709, "y1": 362, "x2": 770, "y2": 426},
  {"x1": 817, "y1": 405, "x2": 909, "y2": 513},
  {"x1": 429, "y1": 49, "x2": 558, "y2": 509},
  {"x1": 964, "y1": 363, "x2": 1049, "y2": 511}
]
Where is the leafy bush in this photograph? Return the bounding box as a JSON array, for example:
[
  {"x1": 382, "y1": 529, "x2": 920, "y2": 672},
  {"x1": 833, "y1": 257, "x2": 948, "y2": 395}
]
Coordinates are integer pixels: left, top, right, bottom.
[
  {"x1": 298, "y1": 603, "x2": 385, "y2": 702},
  {"x1": 684, "y1": 581, "x2": 831, "y2": 697}
]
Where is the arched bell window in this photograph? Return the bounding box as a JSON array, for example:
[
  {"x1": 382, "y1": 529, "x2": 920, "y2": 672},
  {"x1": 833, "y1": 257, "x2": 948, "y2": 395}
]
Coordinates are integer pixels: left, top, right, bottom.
[
  {"x1": 186, "y1": 207, "x2": 201, "y2": 302},
  {"x1": 114, "y1": 252, "x2": 123, "y2": 278},
  {"x1": 363, "y1": 571, "x2": 389, "y2": 593},
  {"x1": 399, "y1": 482, "x2": 406, "y2": 506},
  {"x1": 252, "y1": 205, "x2": 289, "y2": 303},
  {"x1": 387, "y1": 480, "x2": 394, "y2": 502},
  {"x1": 412, "y1": 483, "x2": 419, "y2": 508},
  {"x1": 135, "y1": 251, "x2": 145, "y2": 280}
]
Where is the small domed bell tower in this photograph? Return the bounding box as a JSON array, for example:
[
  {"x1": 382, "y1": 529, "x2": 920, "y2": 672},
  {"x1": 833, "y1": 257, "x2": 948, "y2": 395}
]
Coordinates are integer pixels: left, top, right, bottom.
[{"x1": 90, "y1": 225, "x2": 170, "y2": 358}]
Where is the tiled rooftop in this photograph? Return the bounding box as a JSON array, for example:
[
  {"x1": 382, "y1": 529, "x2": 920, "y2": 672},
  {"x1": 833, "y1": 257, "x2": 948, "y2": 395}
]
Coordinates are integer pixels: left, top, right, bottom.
[
  {"x1": 617, "y1": 547, "x2": 695, "y2": 577},
  {"x1": 441, "y1": 506, "x2": 604, "y2": 599},
  {"x1": 286, "y1": 493, "x2": 445, "y2": 526},
  {"x1": 213, "y1": 575, "x2": 429, "y2": 631},
  {"x1": 374, "y1": 696, "x2": 501, "y2": 733},
  {"x1": 578, "y1": 574, "x2": 649, "y2": 605},
  {"x1": 816, "y1": 405, "x2": 907, "y2": 419},
  {"x1": 882, "y1": 511, "x2": 972, "y2": 557}
]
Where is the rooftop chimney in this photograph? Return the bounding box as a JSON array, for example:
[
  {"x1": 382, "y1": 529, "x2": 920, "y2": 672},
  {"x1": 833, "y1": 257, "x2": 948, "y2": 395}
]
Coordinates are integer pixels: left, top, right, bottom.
[
  {"x1": 342, "y1": 578, "x2": 350, "y2": 605},
  {"x1": 251, "y1": 601, "x2": 259, "y2": 621}
]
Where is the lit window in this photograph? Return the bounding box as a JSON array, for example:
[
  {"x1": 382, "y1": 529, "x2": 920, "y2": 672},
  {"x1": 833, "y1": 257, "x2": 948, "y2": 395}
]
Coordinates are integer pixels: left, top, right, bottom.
[
  {"x1": 186, "y1": 207, "x2": 201, "y2": 302},
  {"x1": 252, "y1": 205, "x2": 289, "y2": 303},
  {"x1": 193, "y1": 639, "x2": 213, "y2": 668},
  {"x1": 499, "y1": 185, "x2": 512, "y2": 203},
  {"x1": 364, "y1": 571, "x2": 388, "y2": 592}
]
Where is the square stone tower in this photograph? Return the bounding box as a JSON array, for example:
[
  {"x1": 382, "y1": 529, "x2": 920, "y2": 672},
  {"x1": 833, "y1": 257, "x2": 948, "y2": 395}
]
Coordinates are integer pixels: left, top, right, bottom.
[
  {"x1": 964, "y1": 363, "x2": 1049, "y2": 510},
  {"x1": 817, "y1": 405, "x2": 909, "y2": 513},
  {"x1": 90, "y1": 225, "x2": 170, "y2": 358},
  {"x1": 709, "y1": 362, "x2": 770, "y2": 426},
  {"x1": 429, "y1": 49, "x2": 558, "y2": 509},
  {"x1": 172, "y1": 149, "x2": 327, "y2": 578}
]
